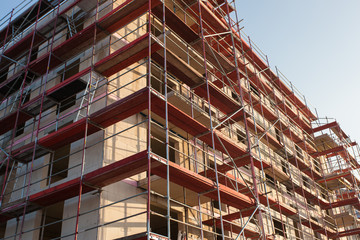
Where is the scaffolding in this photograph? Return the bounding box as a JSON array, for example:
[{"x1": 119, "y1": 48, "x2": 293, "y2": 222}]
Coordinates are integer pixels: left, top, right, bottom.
[{"x1": 0, "y1": 0, "x2": 359, "y2": 239}]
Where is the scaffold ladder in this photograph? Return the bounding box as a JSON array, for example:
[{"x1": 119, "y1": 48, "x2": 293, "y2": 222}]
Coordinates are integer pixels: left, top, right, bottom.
[
  {"x1": 75, "y1": 72, "x2": 100, "y2": 121},
  {"x1": 66, "y1": 10, "x2": 77, "y2": 37},
  {"x1": 9, "y1": 86, "x2": 30, "y2": 113}
]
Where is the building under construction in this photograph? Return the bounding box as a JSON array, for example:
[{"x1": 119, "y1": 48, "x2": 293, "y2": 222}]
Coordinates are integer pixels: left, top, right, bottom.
[{"x1": 0, "y1": 0, "x2": 359, "y2": 239}]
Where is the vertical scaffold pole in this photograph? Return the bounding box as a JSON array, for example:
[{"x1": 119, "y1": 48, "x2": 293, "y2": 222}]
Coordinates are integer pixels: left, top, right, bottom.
[
  {"x1": 147, "y1": 0, "x2": 153, "y2": 238},
  {"x1": 274, "y1": 66, "x2": 315, "y2": 239},
  {"x1": 159, "y1": 0, "x2": 171, "y2": 239},
  {"x1": 0, "y1": 8, "x2": 14, "y2": 72},
  {"x1": 6, "y1": 0, "x2": 44, "y2": 237},
  {"x1": 74, "y1": 0, "x2": 100, "y2": 239},
  {"x1": 196, "y1": 1, "x2": 225, "y2": 239},
  {"x1": 0, "y1": 8, "x2": 14, "y2": 206},
  {"x1": 266, "y1": 62, "x2": 305, "y2": 238},
  {"x1": 222, "y1": 2, "x2": 267, "y2": 238},
  {"x1": 17, "y1": 0, "x2": 62, "y2": 238}
]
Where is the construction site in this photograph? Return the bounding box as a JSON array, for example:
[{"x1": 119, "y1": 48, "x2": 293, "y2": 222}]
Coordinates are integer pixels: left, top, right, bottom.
[{"x1": 0, "y1": 0, "x2": 360, "y2": 239}]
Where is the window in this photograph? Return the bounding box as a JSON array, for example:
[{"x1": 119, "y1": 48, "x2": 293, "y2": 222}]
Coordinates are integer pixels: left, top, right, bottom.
[
  {"x1": 150, "y1": 205, "x2": 178, "y2": 240},
  {"x1": 302, "y1": 176, "x2": 311, "y2": 189},
  {"x1": 295, "y1": 145, "x2": 304, "y2": 160},
  {"x1": 281, "y1": 160, "x2": 288, "y2": 174},
  {"x1": 57, "y1": 96, "x2": 76, "y2": 113},
  {"x1": 39, "y1": 201, "x2": 64, "y2": 240},
  {"x1": 285, "y1": 99, "x2": 292, "y2": 109},
  {"x1": 15, "y1": 92, "x2": 30, "y2": 137},
  {"x1": 151, "y1": 133, "x2": 176, "y2": 163},
  {"x1": 250, "y1": 84, "x2": 259, "y2": 97},
  {"x1": 275, "y1": 128, "x2": 282, "y2": 143},
  {"x1": 215, "y1": 227, "x2": 223, "y2": 240},
  {"x1": 266, "y1": 174, "x2": 275, "y2": 186},
  {"x1": 231, "y1": 91, "x2": 238, "y2": 101},
  {"x1": 273, "y1": 218, "x2": 286, "y2": 237},
  {"x1": 236, "y1": 129, "x2": 246, "y2": 144},
  {"x1": 306, "y1": 197, "x2": 315, "y2": 207},
  {"x1": 321, "y1": 191, "x2": 327, "y2": 200},
  {"x1": 286, "y1": 186, "x2": 293, "y2": 196},
  {"x1": 213, "y1": 200, "x2": 220, "y2": 210},
  {"x1": 56, "y1": 60, "x2": 80, "y2": 113},
  {"x1": 313, "y1": 159, "x2": 321, "y2": 171},
  {"x1": 48, "y1": 144, "x2": 70, "y2": 184}
]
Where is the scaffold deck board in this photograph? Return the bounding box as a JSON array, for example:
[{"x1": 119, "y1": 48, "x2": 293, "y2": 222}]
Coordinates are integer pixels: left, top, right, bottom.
[
  {"x1": 152, "y1": 99, "x2": 248, "y2": 157},
  {"x1": 246, "y1": 117, "x2": 283, "y2": 149},
  {"x1": 6, "y1": 88, "x2": 149, "y2": 163},
  {"x1": 152, "y1": 47, "x2": 204, "y2": 88},
  {"x1": 194, "y1": 81, "x2": 241, "y2": 115},
  {"x1": 0, "y1": 111, "x2": 32, "y2": 135},
  {"x1": 202, "y1": 0, "x2": 314, "y2": 121},
  {"x1": 151, "y1": 158, "x2": 255, "y2": 209},
  {"x1": 95, "y1": 33, "x2": 161, "y2": 77},
  {"x1": 0, "y1": 33, "x2": 156, "y2": 135},
  {"x1": 333, "y1": 227, "x2": 360, "y2": 238},
  {"x1": 0, "y1": 151, "x2": 151, "y2": 221},
  {"x1": 1, "y1": 0, "x2": 159, "y2": 92},
  {"x1": 0, "y1": 0, "x2": 80, "y2": 65},
  {"x1": 293, "y1": 185, "x2": 329, "y2": 208},
  {"x1": 205, "y1": 172, "x2": 336, "y2": 237},
  {"x1": 288, "y1": 156, "x2": 322, "y2": 180},
  {"x1": 192, "y1": 40, "x2": 235, "y2": 73},
  {"x1": 99, "y1": 0, "x2": 161, "y2": 33},
  {"x1": 0, "y1": 32, "x2": 44, "y2": 70},
  {"x1": 323, "y1": 197, "x2": 360, "y2": 210},
  {"x1": 152, "y1": 4, "x2": 199, "y2": 44},
  {"x1": 0, "y1": 0, "x2": 54, "y2": 46}
]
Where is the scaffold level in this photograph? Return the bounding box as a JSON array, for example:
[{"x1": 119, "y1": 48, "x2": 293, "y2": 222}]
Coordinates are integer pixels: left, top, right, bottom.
[{"x1": 0, "y1": 0, "x2": 359, "y2": 239}]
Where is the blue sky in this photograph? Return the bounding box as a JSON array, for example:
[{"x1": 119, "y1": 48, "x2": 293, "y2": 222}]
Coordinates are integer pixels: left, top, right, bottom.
[
  {"x1": 1, "y1": 1, "x2": 360, "y2": 142},
  {"x1": 237, "y1": 1, "x2": 360, "y2": 143}
]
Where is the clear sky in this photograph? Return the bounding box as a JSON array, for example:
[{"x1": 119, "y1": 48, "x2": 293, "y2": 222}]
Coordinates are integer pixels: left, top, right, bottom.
[
  {"x1": 1, "y1": 1, "x2": 360, "y2": 142},
  {"x1": 237, "y1": 1, "x2": 360, "y2": 143}
]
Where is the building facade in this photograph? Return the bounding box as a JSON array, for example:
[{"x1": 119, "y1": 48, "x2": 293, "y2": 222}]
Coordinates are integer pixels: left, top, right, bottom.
[{"x1": 0, "y1": 0, "x2": 359, "y2": 239}]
